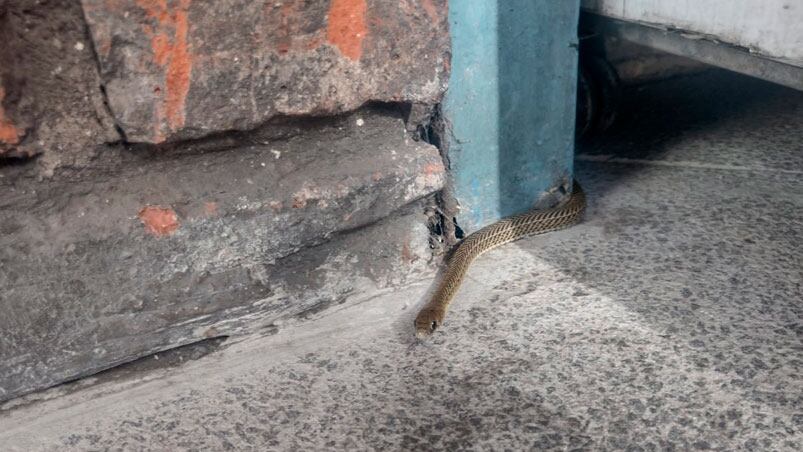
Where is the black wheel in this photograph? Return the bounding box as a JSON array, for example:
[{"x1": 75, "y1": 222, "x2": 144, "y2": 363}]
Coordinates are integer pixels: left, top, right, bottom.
[
  {"x1": 585, "y1": 55, "x2": 621, "y2": 133},
  {"x1": 576, "y1": 54, "x2": 621, "y2": 138},
  {"x1": 576, "y1": 62, "x2": 597, "y2": 137}
]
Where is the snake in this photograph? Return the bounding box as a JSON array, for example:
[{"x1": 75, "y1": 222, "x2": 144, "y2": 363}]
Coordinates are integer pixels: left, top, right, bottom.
[{"x1": 414, "y1": 181, "x2": 587, "y2": 339}]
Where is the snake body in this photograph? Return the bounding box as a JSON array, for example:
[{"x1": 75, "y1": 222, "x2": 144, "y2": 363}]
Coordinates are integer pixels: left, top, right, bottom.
[{"x1": 414, "y1": 181, "x2": 587, "y2": 338}]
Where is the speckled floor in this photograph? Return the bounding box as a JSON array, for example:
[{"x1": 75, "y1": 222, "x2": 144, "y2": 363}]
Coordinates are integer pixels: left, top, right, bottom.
[{"x1": 1, "y1": 71, "x2": 801, "y2": 451}]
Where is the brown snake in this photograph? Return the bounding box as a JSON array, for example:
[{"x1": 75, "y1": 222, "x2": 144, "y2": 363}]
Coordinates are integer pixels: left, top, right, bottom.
[{"x1": 414, "y1": 181, "x2": 587, "y2": 338}]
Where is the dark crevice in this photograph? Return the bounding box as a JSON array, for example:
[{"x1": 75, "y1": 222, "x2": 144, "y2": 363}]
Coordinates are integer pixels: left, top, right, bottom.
[
  {"x1": 421, "y1": 103, "x2": 444, "y2": 150},
  {"x1": 1, "y1": 336, "x2": 229, "y2": 410},
  {"x1": 417, "y1": 102, "x2": 461, "y2": 248},
  {"x1": 78, "y1": 4, "x2": 127, "y2": 145},
  {"x1": 327, "y1": 192, "x2": 434, "y2": 241},
  {"x1": 124, "y1": 101, "x2": 411, "y2": 157},
  {"x1": 99, "y1": 83, "x2": 128, "y2": 144},
  {"x1": 85, "y1": 336, "x2": 230, "y2": 383},
  {"x1": 452, "y1": 217, "x2": 465, "y2": 239},
  {"x1": 412, "y1": 102, "x2": 454, "y2": 249},
  {"x1": 0, "y1": 153, "x2": 39, "y2": 167}
]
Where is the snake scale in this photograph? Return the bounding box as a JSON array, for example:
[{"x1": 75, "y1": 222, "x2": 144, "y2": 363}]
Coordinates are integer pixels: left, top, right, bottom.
[{"x1": 414, "y1": 181, "x2": 587, "y2": 338}]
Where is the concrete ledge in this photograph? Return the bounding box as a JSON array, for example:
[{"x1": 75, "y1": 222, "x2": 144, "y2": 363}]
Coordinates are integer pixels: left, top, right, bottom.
[{"x1": 0, "y1": 107, "x2": 444, "y2": 401}]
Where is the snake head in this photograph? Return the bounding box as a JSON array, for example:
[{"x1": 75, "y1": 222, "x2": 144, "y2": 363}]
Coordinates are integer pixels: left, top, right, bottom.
[{"x1": 414, "y1": 307, "x2": 442, "y2": 339}]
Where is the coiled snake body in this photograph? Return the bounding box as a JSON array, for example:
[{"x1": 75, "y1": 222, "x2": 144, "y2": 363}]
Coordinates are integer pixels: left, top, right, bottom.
[{"x1": 415, "y1": 181, "x2": 587, "y2": 338}]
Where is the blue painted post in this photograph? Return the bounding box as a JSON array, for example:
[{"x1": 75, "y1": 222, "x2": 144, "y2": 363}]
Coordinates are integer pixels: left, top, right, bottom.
[{"x1": 442, "y1": 0, "x2": 581, "y2": 234}]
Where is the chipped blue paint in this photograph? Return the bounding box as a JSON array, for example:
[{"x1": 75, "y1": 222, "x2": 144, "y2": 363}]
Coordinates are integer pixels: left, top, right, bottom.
[{"x1": 443, "y1": 0, "x2": 581, "y2": 233}]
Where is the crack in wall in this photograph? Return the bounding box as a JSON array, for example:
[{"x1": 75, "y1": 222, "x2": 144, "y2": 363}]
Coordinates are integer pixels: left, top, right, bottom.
[
  {"x1": 416, "y1": 102, "x2": 461, "y2": 248},
  {"x1": 79, "y1": 4, "x2": 127, "y2": 144}
]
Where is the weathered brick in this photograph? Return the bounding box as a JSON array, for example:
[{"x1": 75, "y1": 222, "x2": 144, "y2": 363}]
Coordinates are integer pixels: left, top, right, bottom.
[
  {"x1": 82, "y1": 0, "x2": 449, "y2": 143},
  {"x1": 0, "y1": 0, "x2": 119, "y2": 169}
]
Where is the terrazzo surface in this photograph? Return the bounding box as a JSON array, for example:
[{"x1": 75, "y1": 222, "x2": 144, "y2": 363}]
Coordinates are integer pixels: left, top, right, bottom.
[{"x1": 1, "y1": 71, "x2": 801, "y2": 451}]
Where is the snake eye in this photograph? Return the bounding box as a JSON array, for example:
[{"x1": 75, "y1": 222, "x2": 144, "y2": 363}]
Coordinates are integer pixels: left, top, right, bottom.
[{"x1": 430, "y1": 320, "x2": 438, "y2": 331}]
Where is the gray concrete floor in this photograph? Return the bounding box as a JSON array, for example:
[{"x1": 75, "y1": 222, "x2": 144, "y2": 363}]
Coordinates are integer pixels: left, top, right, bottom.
[{"x1": 1, "y1": 70, "x2": 801, "y2": 451}]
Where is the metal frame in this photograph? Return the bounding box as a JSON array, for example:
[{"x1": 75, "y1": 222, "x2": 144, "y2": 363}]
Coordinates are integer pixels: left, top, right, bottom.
[{"x1": 587, "y1": 13, "x2": 803, "y2": 91}]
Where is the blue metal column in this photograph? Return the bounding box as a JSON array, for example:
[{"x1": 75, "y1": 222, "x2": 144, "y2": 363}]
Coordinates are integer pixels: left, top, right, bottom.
[{"x1": 443, "y1": 0, "x2": 581, "y2": 233}]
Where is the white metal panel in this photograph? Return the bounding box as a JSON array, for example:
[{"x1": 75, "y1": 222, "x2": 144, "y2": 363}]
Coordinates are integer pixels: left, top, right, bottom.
[{"x1": 582, "y1": 0, "x2": 803, "y2": 65}]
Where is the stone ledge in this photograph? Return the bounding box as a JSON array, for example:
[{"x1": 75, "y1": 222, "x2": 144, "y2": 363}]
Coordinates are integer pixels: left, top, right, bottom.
[{"x1": 0, "y1": 107, "x2": 444, "y2": 401}]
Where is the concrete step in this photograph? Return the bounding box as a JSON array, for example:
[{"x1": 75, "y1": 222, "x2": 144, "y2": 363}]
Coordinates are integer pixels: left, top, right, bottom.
[{"x1": 0, "y1": 106, "x2": 445, "y2": 401}]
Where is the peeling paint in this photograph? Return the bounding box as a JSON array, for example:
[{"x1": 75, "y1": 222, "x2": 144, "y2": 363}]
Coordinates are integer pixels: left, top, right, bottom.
[
  {"x1": 326, "y1": 0, "x2": 368, "y2": 61},
  {"x1": 421, "y1": 0, "x2": 439, "y2": 23},
  {"x1": 275, "y1": 1, "x2": 298, "y2": 54},
  {"x1": 136, "y1": 0, "x2": 193, "y2": 142},
  {"x1": 292, "y1": 184, "x2": 328, "y2": 209},
  {"x1": 272, "y1": 1, "x2": 325, "y2": 54},
  {"x1": 400, "y1": 239, "x2": 418, "y2": 264},
  {"x1": 139, "y1": 205, "x2": 180, "y2": 236},
  {"x1": 423, "y1": 161, "x2": 444, "y2": 175},
  {"x1": 203, "y1": 201, "x2": 218, "y2": 217},
  {"x1": 0, "y1": 87, "x2": 21, "y2": 145}
]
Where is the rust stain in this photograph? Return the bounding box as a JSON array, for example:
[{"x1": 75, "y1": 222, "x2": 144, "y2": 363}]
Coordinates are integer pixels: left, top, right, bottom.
[
  {"x1": 292, "y1": 185, "x2": 324, "y2": 209},
  {"x1": 423, "y1": 161, "x2": 445, "y2": 175},
  {"x1": 275, "y1": 1, "x2": 297, "y2": 54},
  {"x1": 164, "y1": 0, "x2": 192, "y2": 130},
  {"x1": 291, "y1": 197, "x2": 307, "y2": 209},
  {"x1": 304, "y1": 35, "x2": 326, "y2": 50},
  {"x1": 264, "y1": 2, "x2": 325, "y2": 55},
  {"x1": 401, "y1": 240, "x2": 415, "y2": 264},
  {"x1": 0, "y1": 87, "x2": 21, "y2": 145},
  {"x1": 152, "y1": 33, "x2": 171, "y2": 65},
  {"x1": 139, "y1": 205, "x2": 180, "y2": 236},
  {"x1": 276, "y1": 42, "x2": 291, "y2": 54},
  {"x1": 326, "y1": 0, "x2": 368, "y2": 61},
  {"x1": 203, "y1": 201, "x2": 218, "y2": 216},
  {"x1": 421, "y1": 0, "x2": 439, "y2": 23},
  {"x1": 136, "y1": 0, "x2": 193, "y2": 142}
]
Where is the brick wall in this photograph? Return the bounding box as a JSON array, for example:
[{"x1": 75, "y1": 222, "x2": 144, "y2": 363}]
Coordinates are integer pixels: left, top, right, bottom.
[
  {"x1": 0, "y1": 0, "x2": 450, "y2": 402},
  {"x1": 0, "y1": 0, "x2": 449, "y2": 168}
]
